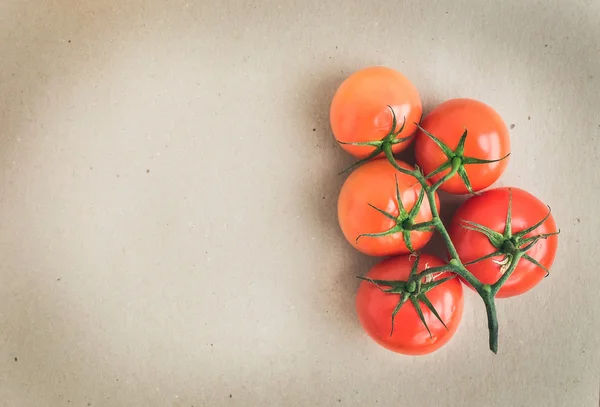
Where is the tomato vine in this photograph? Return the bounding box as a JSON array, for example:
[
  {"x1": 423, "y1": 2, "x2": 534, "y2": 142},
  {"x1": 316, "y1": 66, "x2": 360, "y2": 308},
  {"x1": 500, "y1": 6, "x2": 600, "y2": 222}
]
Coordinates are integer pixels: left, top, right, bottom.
[{"x1": 344, "y1": 107, "x2": 559, "y2": 354}]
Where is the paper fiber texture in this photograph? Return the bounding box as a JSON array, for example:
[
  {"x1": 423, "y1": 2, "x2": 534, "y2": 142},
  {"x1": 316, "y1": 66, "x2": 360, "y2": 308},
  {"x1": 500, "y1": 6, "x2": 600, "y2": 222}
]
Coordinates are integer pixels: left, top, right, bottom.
[{"x1": 1, "y1": 0, "x2": 598, "y2": 405}]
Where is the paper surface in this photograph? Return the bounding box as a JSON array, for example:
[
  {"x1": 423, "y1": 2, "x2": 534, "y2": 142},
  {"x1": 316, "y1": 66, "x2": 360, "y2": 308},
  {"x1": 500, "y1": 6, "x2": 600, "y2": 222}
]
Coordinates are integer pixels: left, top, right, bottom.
[{"x1": 1, "y1": 0, "x2": 599, "y2": 406}]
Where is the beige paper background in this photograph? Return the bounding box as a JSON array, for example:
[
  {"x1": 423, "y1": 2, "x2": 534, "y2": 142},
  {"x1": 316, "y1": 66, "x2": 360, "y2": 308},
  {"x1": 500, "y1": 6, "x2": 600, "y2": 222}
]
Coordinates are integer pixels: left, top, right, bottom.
[{"x1": 1, "y1": 0, "x2": 599, "y2": 406}]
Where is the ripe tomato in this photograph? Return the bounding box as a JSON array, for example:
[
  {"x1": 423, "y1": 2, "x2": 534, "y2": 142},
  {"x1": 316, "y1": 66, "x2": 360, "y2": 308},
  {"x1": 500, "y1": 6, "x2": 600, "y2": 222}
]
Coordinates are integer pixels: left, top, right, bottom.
[
  {"x1": 448, "y1": 187, "x2": 559, "y2": 298},
  {"x1": 330, "y1": 66, "x2": 422, "y2": 158},
  {"x1": 337, "y1": 159, "x2": 439, "y2": 256},
  {"x1": 356, "y1": 254, "x2": 464, "y2": 355},
  {"x1": 414, "y1": 98, "x2": 510, "y2": 194}
]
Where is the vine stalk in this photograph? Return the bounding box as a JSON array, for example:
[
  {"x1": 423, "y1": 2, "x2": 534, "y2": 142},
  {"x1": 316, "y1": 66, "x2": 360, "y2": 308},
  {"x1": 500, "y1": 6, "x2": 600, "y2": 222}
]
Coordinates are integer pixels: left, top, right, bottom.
[
  {"x1": 340, "y1": 106, "x2": 560, "y2": 353},
  {"x1": 351, "y1": 113, "x2": 538, "y2": 353},
  {"x1": 404, "y1": 159, "x2": 520, "y2": 353}
]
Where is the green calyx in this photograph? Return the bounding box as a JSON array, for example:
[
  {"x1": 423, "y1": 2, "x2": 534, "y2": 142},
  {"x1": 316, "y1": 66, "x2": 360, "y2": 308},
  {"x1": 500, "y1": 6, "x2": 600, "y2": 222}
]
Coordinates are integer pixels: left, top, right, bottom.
[
  {"x1": 344, "y1": 120, "x2": 559, "y2": 354},
  {"x1": 358, "y1": 255, "x2": 453, "y2": 337},
  {"x1": 339, "y1": 106, "x2": 412, "y2": 174},
  {"x1": 406, "y1": 280, "x2": 417, "y2": 293},
  {"x1": 417, "y1": 125, "x2": 511, "y2": 194},
  {"x1": 356, "y1": 174, "x2": 431, "y2": 253},
  {"x1": 461, "y1": 188, "x2": 561, "y2": 278}
]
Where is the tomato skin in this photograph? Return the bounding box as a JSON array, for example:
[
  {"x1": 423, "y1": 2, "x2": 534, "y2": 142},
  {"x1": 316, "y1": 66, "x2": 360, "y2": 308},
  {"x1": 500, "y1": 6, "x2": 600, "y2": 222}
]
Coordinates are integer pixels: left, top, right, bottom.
[
  {"x1": 414, "y1": 98, "x2": 510, "y2": 194},
  {"x1": 448, "y1": 187, "x2": 558, "y2": 298},
  {"x1": 337, "y1": 159, "x2": 439, "y2": 256},
  {"x1": 330, "y1": 66, "x2": 422, "y2": 158},
  {"x1": 356, "y1": 254, "x2": 464, "y2": 355}
]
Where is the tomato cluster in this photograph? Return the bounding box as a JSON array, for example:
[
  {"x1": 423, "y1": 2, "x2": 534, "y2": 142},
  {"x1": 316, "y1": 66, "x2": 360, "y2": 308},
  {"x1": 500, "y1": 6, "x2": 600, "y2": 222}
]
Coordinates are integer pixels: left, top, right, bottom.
[{"x1": 330, "y1": 66, "x2": 560, "y2": 355}]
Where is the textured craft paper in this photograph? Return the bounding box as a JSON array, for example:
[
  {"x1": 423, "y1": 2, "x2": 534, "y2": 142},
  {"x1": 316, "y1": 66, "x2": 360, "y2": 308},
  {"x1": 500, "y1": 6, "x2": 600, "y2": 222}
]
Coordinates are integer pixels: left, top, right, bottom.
[{"x1": 1, "y1": 0, "x2": 599, "y2": 406}]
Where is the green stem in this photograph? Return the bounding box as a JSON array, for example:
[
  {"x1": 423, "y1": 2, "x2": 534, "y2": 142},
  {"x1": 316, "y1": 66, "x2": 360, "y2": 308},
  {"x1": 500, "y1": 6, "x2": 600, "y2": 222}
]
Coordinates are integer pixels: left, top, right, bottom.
[
  {"x1": 409, "y1": 219, "x2": 437, "y2": 230},
  {"x1": 430, "y1": 156, "x2": 461, "y2": 191},
  {"x1": 432, "y1": 218, "x2": 461, "y2": 261},
  {"x1": 491, "y1": 252, "x2": 523, "y2": 296},
  {"x1": 481, "y1": 254, "x2": 523, "y2": 353},
  {"x1": 381, "y1": 152, "x2": 519, "y2": 353},
  {"x1": 412, "y1": 164, "x2": 501, "y2": 349},
  {"x1": 412, "y1": 168, "x2": 483, "y2": 291},
  {"x1": 382, "y1": 144, "x2": 416, "y2": 177},
  {"x1": 481, "y1": 290, "x2": 499, "y2": 353}
]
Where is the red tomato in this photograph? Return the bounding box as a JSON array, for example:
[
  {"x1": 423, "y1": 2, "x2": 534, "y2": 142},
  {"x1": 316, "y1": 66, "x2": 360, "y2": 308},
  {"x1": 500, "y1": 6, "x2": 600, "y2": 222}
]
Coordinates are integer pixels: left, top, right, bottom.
[
  {"x1": 414, "y1": 98, "x2": 510, "y2": 194},
  {"x1": 330, "y1": 66, "x2": 422, "y2": 158},
  {"x1": 448, "y1": 187, "x2": 559, "y2": 298},
  {"x1": 337, "y1": 159, "x2": 439, "y2": 256},
  {"x1": 356, "y1": 254, "x2": 464, "y2": 355}
]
